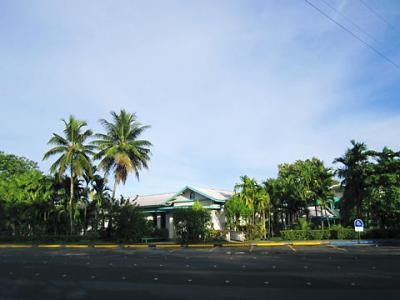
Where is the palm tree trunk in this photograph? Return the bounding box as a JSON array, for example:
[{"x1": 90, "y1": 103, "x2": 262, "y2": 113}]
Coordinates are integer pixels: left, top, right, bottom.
[
  {"x1": 107, "y1": 178, "x2": 118, "y2": 237},
  {"x1": 112, "y1": 178, "x2": 118, "y2": 201},
  {"x1": 69, "y1": 168, "x2": 74, "y2": 235}
]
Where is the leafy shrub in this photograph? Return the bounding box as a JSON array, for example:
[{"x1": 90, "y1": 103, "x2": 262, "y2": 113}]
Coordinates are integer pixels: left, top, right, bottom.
[
  {"x1": 238, "y1": 224, "x2": 258, "y2": 240},
  {"x1": 308, "y1": 230, "x2": 330, "y2": 240},
  {"x1": 206, "y1": 229, "x2": 228, "y2": 241},
  {"x1": 113, "y1": 205, "x2": 151, "y2": 242},
  {"x1": 281, "y1": 228, "x2": 358, "y2": 240},
  {"x1": 330, "y1": 225, "x2": 358, "y2": 239},
  {"x1": 297, "y1": 218, "x2": 311, "y2": 231},
  {"x1": 174, "y1": 203, "x2": 211, "y2": 243},
  {"x1": 280, "y1": 230, "x2": 308, "y2": 240}
]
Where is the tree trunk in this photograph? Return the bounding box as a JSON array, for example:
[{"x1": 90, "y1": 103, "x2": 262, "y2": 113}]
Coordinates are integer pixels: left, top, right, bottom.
[
  {"x1": 69, "y1": 168, "x2": 74, "y2": 235},
  {"x1": 107, "y1": 178, "x2": 118, "y2": 237}
]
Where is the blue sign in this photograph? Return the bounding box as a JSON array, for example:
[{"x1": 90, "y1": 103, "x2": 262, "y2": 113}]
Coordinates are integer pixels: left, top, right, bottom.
[
  {"x1": 354, "y1": 219, "x2": 364, "y2": 232},
  {"x1": 354, "y1": 219, "x2": 364, "y2": 227}
]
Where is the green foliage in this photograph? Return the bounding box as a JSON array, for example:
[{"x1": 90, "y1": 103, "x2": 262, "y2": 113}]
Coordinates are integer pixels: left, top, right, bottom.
[
  {"x1": 225, "y1": 194, "x2": 251, "y2": 230},
  {"x1": 335, "y1": 142, "x2": 400, "y2": 230},
  {"x1": 43, "y1": 115, "x2": 94, "y2": 234},
  {"x1": 92, "y1": 109, "x2": 152, "y2": 197},
  {"x1": 228, "y1": 176, "x2": 272, "y2": 239},
  {"x1": 206, "y1": 229, "x2": 228, "y2": 241},
  {"x1": 111, "y1": 200, "x2": 151, "y2": 242},
  {"x1": 297, "y1": 218, "x2": 311, "y2": 231},
  {"x1": 280, "y1": 230, "x2": 308, "y2": 240},
  {"x1": 0, "y1": 151, "x2": 38, "y2": 177},
  {"x1": 308, "y1": 230, "x2": 330, "y2": 240},
  {"x1": 281, "y1": 228, "x2": 355, "y2": 240},
  {"x1": 173, "y1": 205, "x2": 211, "y2": 243}
]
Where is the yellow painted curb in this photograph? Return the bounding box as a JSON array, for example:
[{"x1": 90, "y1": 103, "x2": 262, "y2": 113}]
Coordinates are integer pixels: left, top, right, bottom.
[
  {"x1": 187, "y1": 244, "x2": 214, "y2": 248},
  {"x1": 155, "y1": 244, "x2": 181, "y2": 248},
  {"x1": 255, "y1": 242, "x2": 287, "y2": 247},
  {"x1": 292, "y1": 241, "x2": 328, "y2": 246},
  {"x1": 0, "y1": 244, "x2": 33, "y2": 248},
  {"x1": 94, "y1": 245, "x2": 120, "y2": 249},
  {"x1": 124, "y1": 244, "x2": 149, "y2": 248},
  {"x1": 222, "y1": 243, "x2": 251, "y2": 247},
  {"x1": 64, "y1": 245, "x2": 90, "y2": 248},
  {"x1": 38, "y1": 244, "x2": 63, "y2": 248}
]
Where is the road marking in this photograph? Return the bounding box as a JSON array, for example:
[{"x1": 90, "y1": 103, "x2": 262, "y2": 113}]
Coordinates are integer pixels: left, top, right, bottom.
[
  {"x1": 208, "y1": 247, "x2": 216, "y2": 252},
  {"x1": 287, "y1": 245, "x2": 297, "y2": 252},
  {"x1": 65, "y1": 245, "x2": 89, "y2": 248},
  {"x1": 94, "y1": 245, "x2": 119, "y2": 249},
  {"x1": 124, "y1": 244, "x2": 149, "y2": 249},
  {"x1": 38, "y1": 244, "x2": 62, "y2": 248},
  {"x1": 0, "y1": 245, "x2": 32, "y2": 248},
  {"x1": 187, "y1": 244, "x2": 213, "y2": 248},
  {"x1": 293, "y1": 241, "x2": 327, "y2": 246},
  {"x1": 222, "y1": 243, "x2": 251, "y2": 247},
  {"x1": 255, "y1": 242, "x2": 287, "y2": 247},
  {"x1": 328, "y1": 245, "x2": 347, "y2": 252},
  {"x1": 155, "y1": 244, "x2": 181, "y2": 249}
]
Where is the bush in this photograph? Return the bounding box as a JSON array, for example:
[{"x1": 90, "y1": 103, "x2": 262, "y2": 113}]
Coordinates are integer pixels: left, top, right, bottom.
[
  {"x1": 330, "y1": 225, "x2": 359, "y2": 240},
  {"x1": 173, "y1": 204, "x2": 211, "y2": 243},
  {"x1": 206, "y1": 229, "x2": 228, "y2": 241},
  {"x1": 281, "y1": 228, "x2": 358, "y2": 240},
  {"x1": 308, "y1": 230, "x2": 330, "y2": 240},
  {"x1": 280, "y1": 230, "x2": 308, "y2": 240},
  {"x1": 113, "y1": 205, "x2": 151, "y2": 242}
]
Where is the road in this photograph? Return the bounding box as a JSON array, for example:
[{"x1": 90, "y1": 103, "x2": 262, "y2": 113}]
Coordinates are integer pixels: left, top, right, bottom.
[{"x1": 0, "y1": 244, "x2": 399, "y2": 299}]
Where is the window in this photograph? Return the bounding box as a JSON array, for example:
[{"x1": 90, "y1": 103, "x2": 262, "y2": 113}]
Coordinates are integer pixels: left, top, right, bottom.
[{"x1": 189, "y1": 191, "x2": 195, "y2": 200}]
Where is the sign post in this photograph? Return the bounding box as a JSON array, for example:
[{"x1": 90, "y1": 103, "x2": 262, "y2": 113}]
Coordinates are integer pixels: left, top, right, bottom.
[{"x1": 354, "y1": 219, "x2": 364, "y2": 244}]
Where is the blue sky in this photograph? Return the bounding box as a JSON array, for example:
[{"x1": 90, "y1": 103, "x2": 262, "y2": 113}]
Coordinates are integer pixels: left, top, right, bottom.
[{"x1": 1, "y1": 0, "x2": 399, "y2": 196}]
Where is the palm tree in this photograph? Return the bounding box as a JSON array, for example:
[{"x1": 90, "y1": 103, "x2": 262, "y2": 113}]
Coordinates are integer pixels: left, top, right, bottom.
[
  {"x1": 334, "y1": 140, "x2": 369, "y2": 225},
  {"x1": 43, "y1": 116, "x2": 94, "y2": 234},
  {"x1": 92, "y1": 109, "x2": 152, "y2": 201}
]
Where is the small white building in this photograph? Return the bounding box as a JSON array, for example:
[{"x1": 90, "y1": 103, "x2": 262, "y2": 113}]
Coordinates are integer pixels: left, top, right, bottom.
[{"x1": 132, "y1": 186, "x2": 233, "y2": 239}]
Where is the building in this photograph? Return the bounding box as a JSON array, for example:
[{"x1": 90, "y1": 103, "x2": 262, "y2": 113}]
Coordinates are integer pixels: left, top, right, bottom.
[{"x1": 132, "y1": 186, "x2": 233, "y2": 239}]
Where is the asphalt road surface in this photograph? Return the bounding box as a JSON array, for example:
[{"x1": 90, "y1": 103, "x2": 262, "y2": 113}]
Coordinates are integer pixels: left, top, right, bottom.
[{"x1": 0, "y1": 245, "x2": 399, "y2": 299}]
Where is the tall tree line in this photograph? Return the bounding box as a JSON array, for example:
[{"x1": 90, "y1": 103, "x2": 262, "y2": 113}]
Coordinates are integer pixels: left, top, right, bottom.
[{"x1": 0, "y1": 109, "x2": 152, "y2": 240}]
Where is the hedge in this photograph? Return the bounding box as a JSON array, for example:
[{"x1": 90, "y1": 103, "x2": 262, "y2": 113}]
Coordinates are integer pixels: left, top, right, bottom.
[{"x1": 281, "y1": 228, "x2": 360, "y2": 240}]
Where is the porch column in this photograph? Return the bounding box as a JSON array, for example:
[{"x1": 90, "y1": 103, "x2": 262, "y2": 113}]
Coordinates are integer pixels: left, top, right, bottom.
[
  {"x1": 156, "y1": 214, "x2": 161, "y2": 229},
  {"x1": 168, "y1": 214, "x2": 175, "y2": 239}
]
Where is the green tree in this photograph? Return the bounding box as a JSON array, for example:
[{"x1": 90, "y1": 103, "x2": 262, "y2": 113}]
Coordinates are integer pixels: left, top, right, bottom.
[
  {"x1": 0, "y1": 151, "x2": 38, "y2": 177},
  {"x1": 43, "y1": 116, "x2": 94, "y2": 234},
  {"x1": 92, "y1": 109, "x2": 152, "y2": 200},
  {"x1": 365, "y1": 147, "x2": 400, "y2": 229},
  {"x1": 334, "y1": 140, "x2": 370, "y2": 225}
]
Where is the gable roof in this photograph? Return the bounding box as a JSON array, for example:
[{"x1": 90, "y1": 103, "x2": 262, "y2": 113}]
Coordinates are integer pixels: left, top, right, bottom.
[
  {"x1": 166, "y1": 186, "x2": 233, "y2": 203},
  {"x1": 132, "y1": 186, "x2": 233, "y2": 208},
  {"x1": 133, "y1": 192, "x2": 175, "y2": 207}
]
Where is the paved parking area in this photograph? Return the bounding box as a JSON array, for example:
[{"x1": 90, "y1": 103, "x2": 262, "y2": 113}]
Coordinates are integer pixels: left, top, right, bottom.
[{"x1": 0, "y1": 245, "x2": 399, "y2": 299}]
